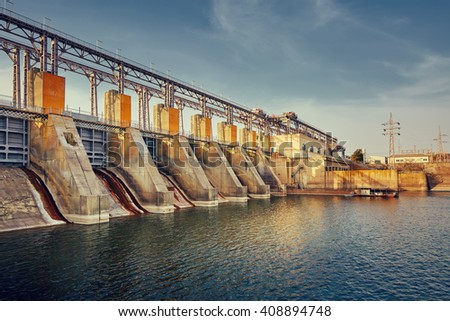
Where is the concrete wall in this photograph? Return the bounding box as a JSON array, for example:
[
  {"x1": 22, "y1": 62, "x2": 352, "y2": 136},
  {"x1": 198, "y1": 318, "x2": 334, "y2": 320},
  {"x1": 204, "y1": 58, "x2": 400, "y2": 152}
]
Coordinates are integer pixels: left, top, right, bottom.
[
  {"x1": 193, "y1": 141, "x2": 247, "y2": 201},
  {"x1": 424, "y1": 163, "x2": 450, "y2": 191},
  {"x1": 223, "y1": 146, "x2": 270, "y2": 198},
  {"x1": 29, "y1": 114, "x2": 111, "y2": 224},
  {"x1": 107, "y1": 128, "x2": 174, "y2": 213},
  {"x1": 158, "y1": 136, "x2": 218, "y2": 206},
  {"x1": 398, "y1": 172, "x2": 428, "y2": 191},
  {"x1": 325, "y1": 170, "x2": 399, "y2": 190}
]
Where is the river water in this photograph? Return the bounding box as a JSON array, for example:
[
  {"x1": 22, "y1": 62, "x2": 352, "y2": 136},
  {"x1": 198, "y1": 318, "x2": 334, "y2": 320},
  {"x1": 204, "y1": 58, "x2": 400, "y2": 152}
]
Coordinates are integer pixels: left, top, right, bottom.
[{"x1": 1, "y1": 193, "x2": 449, "y2": 301}]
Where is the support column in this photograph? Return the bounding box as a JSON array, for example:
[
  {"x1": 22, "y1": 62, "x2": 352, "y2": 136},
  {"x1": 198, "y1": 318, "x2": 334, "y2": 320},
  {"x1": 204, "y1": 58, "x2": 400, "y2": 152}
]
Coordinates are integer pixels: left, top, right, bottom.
[
  {"x1": 164, "y1": 81, "x2": 174, "y2": 108},
  {"x1": 12, "y1": 47, "x2": 21, "y2": 108},
  {"x1": 51, "y1": 38, "x2": 58, "y2": 75},
  {"x1": 40, "y1": 34, "x2": 47, "y2": 72},
  {"x1": 23, "y1": 50, "x2": 30, "y2": 108},
  {"x1": 138, "y1": 87, "x2": 143, "y2": 129},
  {"x1": 118, "y1": 64, "x2": 124, "y2": 94},
  {"x1": 225, "y1": 105, "x2": 233, "y2": 124},
  {"x1": 200, "y1": 95, "x2": 208, "y2": 118},
  {"x1": 143, "y1": 88, "x2": 149, "y2": 130},
  {"x1": 89, "y1": 73, "x2": 98, "y2": 116}
]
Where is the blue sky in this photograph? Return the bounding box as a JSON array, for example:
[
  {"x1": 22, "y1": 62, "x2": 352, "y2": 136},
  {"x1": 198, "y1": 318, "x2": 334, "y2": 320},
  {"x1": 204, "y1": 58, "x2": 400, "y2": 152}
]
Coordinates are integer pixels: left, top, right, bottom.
[{"x1": 1, "y1": 0, "x2": 450, "y2": 155}]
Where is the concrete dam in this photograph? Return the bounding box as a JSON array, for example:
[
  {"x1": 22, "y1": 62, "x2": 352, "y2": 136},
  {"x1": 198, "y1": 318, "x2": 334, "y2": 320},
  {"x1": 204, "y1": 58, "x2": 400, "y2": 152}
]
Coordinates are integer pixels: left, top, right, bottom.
[{"x1": 1, "y1": 9, "x2": 449, "y2": 232}]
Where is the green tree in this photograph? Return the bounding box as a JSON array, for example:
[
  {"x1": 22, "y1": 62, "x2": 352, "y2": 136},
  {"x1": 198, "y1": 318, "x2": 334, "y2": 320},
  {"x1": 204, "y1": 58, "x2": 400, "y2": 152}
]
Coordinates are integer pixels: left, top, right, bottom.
[{"x1": 351, "y1": 149, "x2": 364, "y2": 162}]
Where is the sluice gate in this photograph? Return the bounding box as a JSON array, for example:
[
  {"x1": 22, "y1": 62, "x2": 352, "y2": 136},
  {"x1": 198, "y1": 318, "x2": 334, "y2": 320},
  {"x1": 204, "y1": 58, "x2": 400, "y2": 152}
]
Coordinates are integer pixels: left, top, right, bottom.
[
  {"x1": 21, "y1": 167, "x2": 69, "y2": 223},
  {"x1": 94, "y1": 168, "x2": 147, "y2": 215}
]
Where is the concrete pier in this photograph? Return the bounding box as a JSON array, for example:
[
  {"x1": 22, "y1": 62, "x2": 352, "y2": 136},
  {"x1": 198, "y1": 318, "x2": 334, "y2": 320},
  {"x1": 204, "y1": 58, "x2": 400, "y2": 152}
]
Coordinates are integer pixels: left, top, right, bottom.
[
  {"x1": 223, "y1": 146, "x2": 270, "y2": 198},
  {"x1": 107, "y1": 128, "x2": 174, "y2": 213},
  {"x1": 193, "y1": 141, "x2": 248, "y2": 202},
  {"x1": 30, "y1": 114, "x2": 111, "y2": 224},
  {"x1": 159, "y1": 135, "x2": 218, "y2": 206},
  {"x1": 104, "y1": 91, "x2": 174, "y2": 213},
  {"x1": 247, "y1": 149, "x2": 286, "y2": 196}
]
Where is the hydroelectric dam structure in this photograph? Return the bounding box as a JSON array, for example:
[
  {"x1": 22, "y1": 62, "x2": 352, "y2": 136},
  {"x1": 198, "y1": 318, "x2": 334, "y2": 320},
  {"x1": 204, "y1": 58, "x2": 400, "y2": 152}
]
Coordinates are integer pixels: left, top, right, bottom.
[{"x1": 0, "y1": 8, "x2": 351, "y2": 231}]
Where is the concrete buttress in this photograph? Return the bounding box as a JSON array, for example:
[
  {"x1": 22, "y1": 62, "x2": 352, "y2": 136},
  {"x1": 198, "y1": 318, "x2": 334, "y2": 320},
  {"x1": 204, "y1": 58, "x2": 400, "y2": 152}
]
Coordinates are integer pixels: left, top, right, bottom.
[
  {"x1": 29, "y1": 114, "x2": 111, "y2": 224},
  {"x1": 223, "y1": 146, "x2": 271, "y2": 198},
  {"x1": 247, "y1": 149, "x2": 286, "y2": 196},
  {"x1": 107, "y1": 128, "x2": 174, "y2": 213},
  {"x1": 193, "y1": 141, "x2": 248, "y2": 202},
  {"x1": 159, "y1": 136, "x2": 218, "y2": 206}
]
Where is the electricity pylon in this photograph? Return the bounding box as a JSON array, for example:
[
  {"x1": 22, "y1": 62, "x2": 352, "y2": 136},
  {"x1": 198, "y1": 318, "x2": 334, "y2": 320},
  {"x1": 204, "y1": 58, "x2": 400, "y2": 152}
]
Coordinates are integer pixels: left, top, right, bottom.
[{"x1": 382, "y1": 112, "x2": 400, "y2": 157}]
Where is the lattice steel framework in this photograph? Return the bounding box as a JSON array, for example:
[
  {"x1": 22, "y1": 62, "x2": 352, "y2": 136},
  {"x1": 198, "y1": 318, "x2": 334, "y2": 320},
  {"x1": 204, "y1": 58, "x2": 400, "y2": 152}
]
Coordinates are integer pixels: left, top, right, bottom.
[{"x1": 0, "y1": 8, "x2": 337, "y2": 144}]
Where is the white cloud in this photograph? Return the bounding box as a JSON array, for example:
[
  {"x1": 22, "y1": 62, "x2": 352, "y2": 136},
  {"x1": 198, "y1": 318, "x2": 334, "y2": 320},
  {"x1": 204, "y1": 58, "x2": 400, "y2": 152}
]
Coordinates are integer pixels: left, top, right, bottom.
[
  {"x1": 313, "y1": 0, "x2": 342, "y2": 27},
  {"x1": 378, "y1": 54, "x2": 450, "y2": 106}
]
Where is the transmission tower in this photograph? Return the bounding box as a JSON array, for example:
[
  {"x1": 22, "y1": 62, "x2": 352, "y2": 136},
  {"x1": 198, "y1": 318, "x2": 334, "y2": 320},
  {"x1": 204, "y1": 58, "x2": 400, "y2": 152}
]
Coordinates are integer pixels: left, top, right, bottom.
[
  {"x1": 382, "y1": 112, "x2": 400, "y2": 156},
  {"x1": 433, "y1": 126, "x2": 448, "y2": 162},
  {"x1": 434, "y1": 125, "x2": 447, "y2": 154}
]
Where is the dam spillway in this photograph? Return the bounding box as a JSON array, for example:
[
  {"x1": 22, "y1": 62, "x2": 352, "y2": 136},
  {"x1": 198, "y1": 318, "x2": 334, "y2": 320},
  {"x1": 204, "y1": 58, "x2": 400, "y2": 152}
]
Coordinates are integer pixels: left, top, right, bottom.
[{"x1": 1, "y1": 8, "x2": 450, "y2": 232}]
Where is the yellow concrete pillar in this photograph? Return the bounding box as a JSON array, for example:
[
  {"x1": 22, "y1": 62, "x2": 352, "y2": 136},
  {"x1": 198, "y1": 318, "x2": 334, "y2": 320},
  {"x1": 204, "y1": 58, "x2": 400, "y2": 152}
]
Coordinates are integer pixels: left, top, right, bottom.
[
  {"x1": 104, "y1": 90, "x2": 131, "y2": 127},
  {"x1": 29, "y1": 68, "x2": 65, "y2": 114},
  {"x1": 152, "y1": 104, "x2": 179, "y2": 135},
  {"x1": 239, "y1": 128, "x2": 257, "y2": 148},
  {"x1": 217, "y1": 122, "x2": 237, "y2": 144},
  {"x1": 190, "y1": 114, "x2": 212, "y2": 140},
  {"x1": 257, "y1": 133, "x2": 271, "y2": 152}
]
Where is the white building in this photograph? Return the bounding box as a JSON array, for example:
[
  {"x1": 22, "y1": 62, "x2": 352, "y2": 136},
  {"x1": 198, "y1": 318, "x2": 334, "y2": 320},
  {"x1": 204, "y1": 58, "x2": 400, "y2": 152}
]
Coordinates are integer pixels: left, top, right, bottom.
[
  {"x1": 388, "y1": 154, "x2": 431, "y2": 164},
  {"x1": 366, "y1": 155, "x2": 387, "y2": 165}
]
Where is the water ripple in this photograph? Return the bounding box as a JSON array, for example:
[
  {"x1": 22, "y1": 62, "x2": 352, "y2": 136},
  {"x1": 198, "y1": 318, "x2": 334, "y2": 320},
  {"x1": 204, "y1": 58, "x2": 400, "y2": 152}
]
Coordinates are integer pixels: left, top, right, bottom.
[{"x1": 0, "y1": 192, "x2": 449, "y2": 300}]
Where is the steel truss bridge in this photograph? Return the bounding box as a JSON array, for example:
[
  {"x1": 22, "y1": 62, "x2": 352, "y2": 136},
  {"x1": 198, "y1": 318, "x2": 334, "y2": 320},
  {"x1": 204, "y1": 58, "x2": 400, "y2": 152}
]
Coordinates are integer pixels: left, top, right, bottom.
[{"x1": 0, "y1": 8, "x2": 337, "y2": 144}]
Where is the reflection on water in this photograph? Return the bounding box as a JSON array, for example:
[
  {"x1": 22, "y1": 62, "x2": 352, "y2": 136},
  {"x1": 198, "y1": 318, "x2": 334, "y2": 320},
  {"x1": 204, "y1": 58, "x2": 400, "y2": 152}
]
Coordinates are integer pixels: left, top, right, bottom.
[{"x1": 0, "y1": 192, "x2": 449, "y2": 300}]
